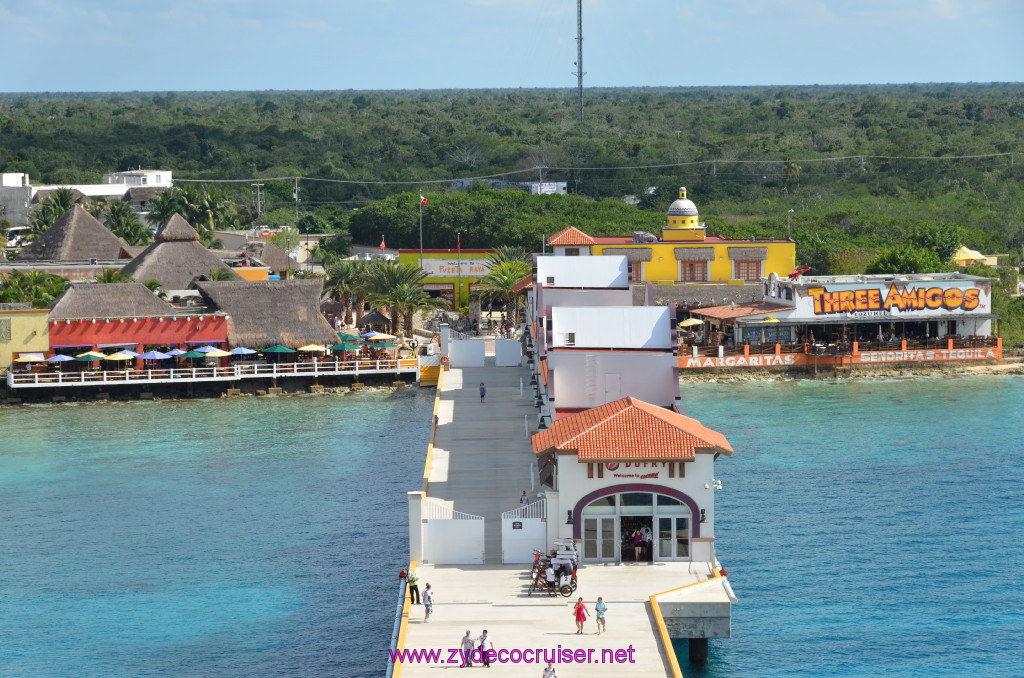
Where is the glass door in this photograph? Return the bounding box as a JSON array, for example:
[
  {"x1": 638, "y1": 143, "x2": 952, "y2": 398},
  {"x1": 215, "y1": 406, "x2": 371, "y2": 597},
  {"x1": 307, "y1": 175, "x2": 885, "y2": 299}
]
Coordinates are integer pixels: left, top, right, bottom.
[
  {"x1": 583, "y1": 517, "x2": 618, "y2": 562},
  {"x1": 657, "y1": 517, "x2": 691, "y2": 560}
]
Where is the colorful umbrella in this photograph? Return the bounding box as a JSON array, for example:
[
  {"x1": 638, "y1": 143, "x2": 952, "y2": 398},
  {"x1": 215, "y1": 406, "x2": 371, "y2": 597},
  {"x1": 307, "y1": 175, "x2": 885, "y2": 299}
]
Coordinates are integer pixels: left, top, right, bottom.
[
  {"x1": 103, "y1": 352, "x2": 136, "y2": 361},
  {"x1": 337, "y1": 332, "x2": 361, "y2": 342},
  {"x1": 261, "y1": 345, "x2": 297, "y2": 353},
  {"x1": 179, "y1": 350, "x2": 207, "y2": 359},
  {"x1": 193, "y1": 345, "x2": 222, "y2": 353},
  {"x1": 77, "y1": 351, "x2": 106, "y2": 359},
  {"x1": 297, "y1": 344, "x2": 329, "y2": 352},
  {"x1": 359, "y1": 331, "x2": 380, "y2": 339},
  {"x1": 138, "y1": 350, "x2": 170, "y2": 360},
  {"x1": 165, "y1": 348, "x2": 186, "y2": 356},
  {"x1": 762, "y1": 317, "x2": 781, "y2": 323},
  {"x1": 203, "y1": 349, "x2": 233, "y2": 358},
  {"x1": 229, "y1": 347, "x2": 257, "y2": 355},
  {"x1": 330, "y1": 342, "x2": 362, "y2": 351},
  {"x1": 14, "y1": 353, "x2": 45, "y2": 362},
  {"x1": 46, "y1": 354, "x2": 75, "y2": 362},
  {"x1": 369, "y1": 333, "x2": 396, "y2": 340},
  {"x1": 678, "y1": 318, "x2": 703, "y2": 327}
]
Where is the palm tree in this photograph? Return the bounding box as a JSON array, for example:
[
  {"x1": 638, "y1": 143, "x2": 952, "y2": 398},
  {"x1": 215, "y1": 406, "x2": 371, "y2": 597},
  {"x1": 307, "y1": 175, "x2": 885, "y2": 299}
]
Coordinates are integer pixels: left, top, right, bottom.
[
  {"x1": 472, "y1": 260, "x2": 532, "y2": 320},
  {"x1": 106, "y1": 200, "x2": 152, "y2": 246},
  {"x1": 387, "y1": 283, "x2": 450, "y2": 335},
  {"x1": 207, "y1": 267, "x2": 236, "y2": 281},
  {"x1": 25, "y1": 187, "x2": 83, "y2": 238},
  {"x1": 324, "y1": 259, "x2": 360, "y2": 326},
  {"x1": 86, "y1": 197, "x2": 109, "y2": 220},
  {"x1": 362, "y1": 260, "x2": 429, "y2": 330},
  {"x1": 0, "y1": 270, "x2": 70, "y2": 308},
  {"x1": 146, "y1": 189, "x2": 182, "y2": 228},
  {"x1": 143, "y1": 278, "x2": 167, "y2": 300},
  {"x1": 94, "y1": 268, "x2": 133, "y2": 283},
  {"x1": 487, "y1": 245, "x2": 531, "y2": 268}
]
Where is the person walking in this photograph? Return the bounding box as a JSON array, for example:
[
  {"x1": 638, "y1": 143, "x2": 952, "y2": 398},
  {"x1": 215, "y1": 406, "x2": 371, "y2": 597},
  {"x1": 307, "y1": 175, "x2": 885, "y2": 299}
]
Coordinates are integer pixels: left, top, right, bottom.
[
  {"x1": 479, "y1": 382, "x2": 486, "y2": 403},
  {"x1": 407, "y1": 570, "x2": 420, "y2": 605},
  {"x1": 572, "y1": 597, "x2": 589, "y2": 634},
  {"x1": 520, "y1": 491, "x2": 529, "y2": 508},
  {"x1": 594, "y1": 596, "x2": 607, "y2": 634},
  {"x1": 477, "y1": 630, "x2": 494, "y2": 667},
  {"x1": 542, "y1": 661, "x2": 558, "y2": 677},
  {"x1": 423, "y1": 583, "x2": 433, "y2": 622},
  {"x1": 460, "y1": 630, "x2": 475, "y2": 667}
]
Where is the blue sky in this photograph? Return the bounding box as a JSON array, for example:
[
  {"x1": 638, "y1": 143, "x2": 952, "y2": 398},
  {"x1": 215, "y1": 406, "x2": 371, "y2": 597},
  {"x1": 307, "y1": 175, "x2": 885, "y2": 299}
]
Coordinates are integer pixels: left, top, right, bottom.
[{"x1": 1, "y1": 0, "x2": 1019, "y2": 92}]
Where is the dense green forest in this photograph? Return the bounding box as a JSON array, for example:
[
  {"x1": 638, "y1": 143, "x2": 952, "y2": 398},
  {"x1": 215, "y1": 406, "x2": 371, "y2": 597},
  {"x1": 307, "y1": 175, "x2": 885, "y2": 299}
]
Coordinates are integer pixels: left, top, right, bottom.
[{"x1": 2, "y1": 84, "x2": 1023, "y2": 263}]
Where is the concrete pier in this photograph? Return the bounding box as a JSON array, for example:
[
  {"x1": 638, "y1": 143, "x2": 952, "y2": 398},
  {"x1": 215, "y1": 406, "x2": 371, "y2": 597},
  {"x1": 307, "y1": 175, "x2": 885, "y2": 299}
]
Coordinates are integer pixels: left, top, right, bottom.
[{"x1": 396, "y1": 355, "x2": 734, "y2": 676}]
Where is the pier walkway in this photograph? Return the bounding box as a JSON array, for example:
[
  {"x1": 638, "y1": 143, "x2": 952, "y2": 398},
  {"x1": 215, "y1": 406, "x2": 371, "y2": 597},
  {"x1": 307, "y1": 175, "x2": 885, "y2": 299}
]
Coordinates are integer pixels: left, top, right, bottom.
[{"x1": 398, "y1": 359, "x2": 698, "y2": 677}]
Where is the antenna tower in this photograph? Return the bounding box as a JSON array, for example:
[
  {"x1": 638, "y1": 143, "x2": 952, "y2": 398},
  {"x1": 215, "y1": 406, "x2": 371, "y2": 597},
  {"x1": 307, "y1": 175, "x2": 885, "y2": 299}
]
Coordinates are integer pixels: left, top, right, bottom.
[{"x1": 573, "y1": 0, "x2": 585, "y2": 123}]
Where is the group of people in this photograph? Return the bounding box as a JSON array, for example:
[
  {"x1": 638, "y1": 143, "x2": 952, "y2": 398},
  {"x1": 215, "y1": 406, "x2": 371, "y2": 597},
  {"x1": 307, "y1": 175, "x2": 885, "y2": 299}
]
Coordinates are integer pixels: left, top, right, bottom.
[
  {"x1": 403, "y1": 570, "x2": 434, "y2": 622},
  {"x1": 571, "y1": 596, "x2": 608, "y2": 635},
  {"x1": 630, "y1": 526, "x2": 653, "y2": 561},
  {"x1": 457, "y1": 630, "x2": 496, "y2": 668}
]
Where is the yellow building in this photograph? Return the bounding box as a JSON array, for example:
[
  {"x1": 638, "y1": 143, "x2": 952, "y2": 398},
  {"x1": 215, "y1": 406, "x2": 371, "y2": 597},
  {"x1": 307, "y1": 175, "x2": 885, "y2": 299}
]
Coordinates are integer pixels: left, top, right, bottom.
[
  {"x1": 398, "y1": 248, "x2": 493, "y2": 307},
  {"x1": 0, "y1": 303, "x2": 50, "y2": 375},
  {"x1": 548, "y1": 188, "x2": 795, "y2": 293}
]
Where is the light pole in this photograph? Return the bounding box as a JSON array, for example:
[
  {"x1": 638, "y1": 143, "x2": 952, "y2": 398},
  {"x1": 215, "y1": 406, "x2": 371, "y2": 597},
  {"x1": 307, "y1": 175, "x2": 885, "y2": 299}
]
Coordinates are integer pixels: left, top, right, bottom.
[
  {"x1": 252, "y1": 183, "x2": 264, "y2": 225},
  {"x1": 787, "y1": 209, "x2": 794, "y2": 239}
]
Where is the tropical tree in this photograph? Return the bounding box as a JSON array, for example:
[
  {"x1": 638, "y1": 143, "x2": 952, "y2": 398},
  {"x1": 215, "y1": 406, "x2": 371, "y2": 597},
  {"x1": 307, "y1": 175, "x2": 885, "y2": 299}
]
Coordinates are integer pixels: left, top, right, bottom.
[
  {"x1": 472, "y1": 260, "x2": 532, "y2": 319},
  {"x1": 25, "y1": 187, "x2": 83, "y2": 238},
  {"x1": 94, "y1": 268, "x2": 133, "y2": 283},
  {"x1": 486, "y1": 244, "x2": 531, "y2": 268},
  {"x1": 178, "y1": 185, "x2": 240, "y2": 238},
  {"x1": 105, "y1": 200, "x2": 152, "y2": 246},
  {"x1": 0, "y1": 270, "x2": 70, "y2": 308},
  {"x1": 207, "y1": 267, "x2": 236, "y2": 281},
  {"x1": 143, "y1": 278, "x2": 167, "y2": 300},
  {"x1": 86, "y1": 197, "x2": 109, "y2": 220},
  {"x1": 387, "y1": 283, "x2": 450, "y2": 334},
  {"x1": 147, "y1": 189, "x2": 182, "y2": 228},
  {"x1": 865, "y1": 244, "x2": 945, "y2": 275},
  {"x1": 324, "y1": 259, "x2": 361, "y2": 325},
  {"x1": 362, "y1": 260, "x2": 429, "y2": 329}
]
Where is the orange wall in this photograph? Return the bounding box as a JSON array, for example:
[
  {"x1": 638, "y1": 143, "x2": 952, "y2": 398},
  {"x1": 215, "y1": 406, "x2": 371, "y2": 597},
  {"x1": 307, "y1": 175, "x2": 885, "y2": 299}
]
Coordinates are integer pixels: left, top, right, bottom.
[{"x1": 49, "y1": 315, "x2": 229, "y2": 350}]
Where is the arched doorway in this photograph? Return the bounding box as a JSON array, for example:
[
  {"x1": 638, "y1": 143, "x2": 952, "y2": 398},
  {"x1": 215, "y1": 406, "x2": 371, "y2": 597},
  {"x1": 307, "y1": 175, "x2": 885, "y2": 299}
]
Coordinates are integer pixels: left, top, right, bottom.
[{"x1": 573, "y1": 485, "x2": 701, "y2": 564}]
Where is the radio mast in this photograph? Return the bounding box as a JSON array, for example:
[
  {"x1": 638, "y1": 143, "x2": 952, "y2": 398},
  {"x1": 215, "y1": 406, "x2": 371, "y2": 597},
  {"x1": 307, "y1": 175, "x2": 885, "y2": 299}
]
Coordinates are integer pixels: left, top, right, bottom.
[{"x1": 573, "y1": 0, "x2": 585, "y2": 123}]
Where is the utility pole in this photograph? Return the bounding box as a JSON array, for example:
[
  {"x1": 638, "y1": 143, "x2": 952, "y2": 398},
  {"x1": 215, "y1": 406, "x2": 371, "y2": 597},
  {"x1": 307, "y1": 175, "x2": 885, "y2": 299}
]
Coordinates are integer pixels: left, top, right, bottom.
[
  {"x1": 788, "y1": 209, "x2": 794, "y2": 239},
  {"x1": 251, "y1": 183, "x2": 264, "y2": 224},
  {"x1": 293, "y1": 177, "x2": 299, "y2": 221},
  {"x1": 573, "y1": 0, "x2": 585, "y2": 124}
]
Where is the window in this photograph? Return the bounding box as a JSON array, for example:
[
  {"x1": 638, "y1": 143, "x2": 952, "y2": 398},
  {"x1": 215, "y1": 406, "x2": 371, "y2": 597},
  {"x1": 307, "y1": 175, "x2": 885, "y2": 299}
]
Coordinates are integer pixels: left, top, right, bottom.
[
  {"x1": 680, "y1": 261, "x2": 707, "y2": 282},
  {"x1": 546, "y1": 276, "x2": 555, "y2": 285},
  {"x1": 564, "y1": 247, "x2": 580, "y2": 256},
  {"x1": 565, "y1": 332, "x2": 576, "y2": 347},
  {"x1": 735, "y1": 260, "x2": 761, "y2": 282}
]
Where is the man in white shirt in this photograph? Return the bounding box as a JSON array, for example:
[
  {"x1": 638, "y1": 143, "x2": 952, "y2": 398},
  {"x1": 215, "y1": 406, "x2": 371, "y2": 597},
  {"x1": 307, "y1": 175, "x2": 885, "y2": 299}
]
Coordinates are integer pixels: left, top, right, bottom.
[
  {"x1": 545, "y1": 564, "x2": 556, "y2": 595},
  {"x1": 423, "y1": 583, "x2": 434, "y2": 623},
  {"x1": 542, "y1": 662, "x2": 558, "y2": 678},
  {"x1": 477, "y1": 630, "x2": 494, "y2": 667},
  {"x1": 460, "y1": 630, "x2": 475, "y2": 668}
]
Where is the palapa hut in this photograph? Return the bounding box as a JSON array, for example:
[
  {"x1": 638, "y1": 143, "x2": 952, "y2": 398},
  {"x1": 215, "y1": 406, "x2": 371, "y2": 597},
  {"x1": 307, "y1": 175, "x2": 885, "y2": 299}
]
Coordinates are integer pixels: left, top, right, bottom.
[
  {"x1": 17, "y1": 205, "x2": 128, "y2": 261},
  {"x1": 119, "y1": 214, "x2": 241, "y2": 291},
  {"x1": 49, "y1": 282, "x2": 176, "y2": 320},
  {"x1": 359, "y1": 308, "x2": 393, "y2": 332},
  {"x1": 239, "y1": 241, "x2": 300, "y2": 278},
  {"x1": 195, "y1": 279, "x2": 337, "y2": 348}
]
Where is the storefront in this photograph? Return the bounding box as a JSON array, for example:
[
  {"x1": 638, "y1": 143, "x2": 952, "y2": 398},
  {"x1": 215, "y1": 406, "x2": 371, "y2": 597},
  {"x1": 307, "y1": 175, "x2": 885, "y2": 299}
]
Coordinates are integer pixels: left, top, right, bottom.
[
  {"x1": 398, "y1": 249, "x2": 492, "y2": 307},
  {"x1": 532, "y1": 396, "x2": 732, "y2": 564}
]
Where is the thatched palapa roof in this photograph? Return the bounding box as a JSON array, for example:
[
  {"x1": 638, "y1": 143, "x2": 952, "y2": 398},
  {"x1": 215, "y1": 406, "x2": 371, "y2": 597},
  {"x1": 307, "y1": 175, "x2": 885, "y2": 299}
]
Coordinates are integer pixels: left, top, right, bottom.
[
  {"x1": 119, "y1": 214, "x2": 241, "y2": 291},
  {"x1": 32, "y1": 188, "x2": 89, "y2": 205},
  {"x1": 360, "y1": 309, "x2": 393, "y2": 328},
  {"x1": 49, "y1": 282, "x2": 177, "y2": 320},
  {"x1": 195, "y1": 279, "x2": 337, "y2": 348},
  {"x1": 240, "y1": 241, "x2": 299, "y2": 274},
  {"x1": 17, "y1": 205, "x2": 128, "y2": 261}
]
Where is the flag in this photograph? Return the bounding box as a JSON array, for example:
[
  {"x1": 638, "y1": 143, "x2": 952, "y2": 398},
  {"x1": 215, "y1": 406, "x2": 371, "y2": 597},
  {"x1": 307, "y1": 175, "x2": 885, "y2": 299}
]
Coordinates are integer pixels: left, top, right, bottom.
[
  {"x1": 379, "y1": 236, "x2": 386, "y2": 250},
  {"x1": 420, "y1": 195, "x2": 428, "y2": 206},
  {"x1": 457, "y1": 232, "x2": 461, "y2": 250}
]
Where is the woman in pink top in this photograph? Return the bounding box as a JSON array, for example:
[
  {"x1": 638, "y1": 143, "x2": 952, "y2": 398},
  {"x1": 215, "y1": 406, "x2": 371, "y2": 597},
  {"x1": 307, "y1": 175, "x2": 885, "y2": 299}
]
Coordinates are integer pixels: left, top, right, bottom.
[{"x1": 572, "y1": 597, "x2": 589, "y2": 634}]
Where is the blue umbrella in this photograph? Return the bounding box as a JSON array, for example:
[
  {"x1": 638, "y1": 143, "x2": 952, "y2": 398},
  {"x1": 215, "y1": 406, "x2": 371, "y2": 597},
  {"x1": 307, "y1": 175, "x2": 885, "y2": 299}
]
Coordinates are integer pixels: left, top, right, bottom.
[
  {"x1": 360, "y1": 331, "x2": 380, "y2": 338},
  {"x1": 193, "y1": 345, "x2": 220, "y2": 353},
  {"x1": 138, "y1": 350, "x2": 170, "y2": 360},
  {"x1": 229, "y1": 347, "x2": 257, "y2": 355},
  {"x1": 121, "y1": 350, "x2": 141, "y2": 358},
  {"x1": 165, "y1": 348, "x2": 186, "y2": 356},
  {"x1": 46, "y1": 354, "x2": 75, "y2": 362}
]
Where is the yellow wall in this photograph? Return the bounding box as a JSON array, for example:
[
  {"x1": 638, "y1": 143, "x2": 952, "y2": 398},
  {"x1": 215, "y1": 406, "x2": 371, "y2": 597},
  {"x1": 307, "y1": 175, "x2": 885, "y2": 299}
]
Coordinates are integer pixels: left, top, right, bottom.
[
  {"x1": 234, "y1": 268, "x2": 270, "y2": 281},
  {"x1": 591, "y1": 241, "x2": 796, "y2": 283},
  {"x1": 0, "y1": 308, "x2": 50, "y2": 373},
  {"x1": 399, "y1": 251, "x2": 490, "y2": 308}
]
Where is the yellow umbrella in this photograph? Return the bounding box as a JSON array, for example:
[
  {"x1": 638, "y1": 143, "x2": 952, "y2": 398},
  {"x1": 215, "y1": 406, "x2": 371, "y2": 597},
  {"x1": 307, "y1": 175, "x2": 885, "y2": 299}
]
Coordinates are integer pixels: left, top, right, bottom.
[
  {"x1": 204, "y1": 348, "x2": 233, "y2": 358},
  {"x1": 77, "y1": 351, "x2": 106, "y2": 359},
  {"x1": 678, "y1": 318, "x2": 703, "y2": 327},
  {"x1": 369, "y1": 333, "x2": 396, "y2": 340},
  {"x1": 297, "y1": 344, "x2": 329, "y2": 352},
  {"x1": 14, "y1": 353, "x2": 45, "y2": 362},
  {"x1": 104, "y1": 352, "x2": 136, "y2": 361},
  {"x1": 762, "y1": 317, "x2": 781, "y2": 323}
]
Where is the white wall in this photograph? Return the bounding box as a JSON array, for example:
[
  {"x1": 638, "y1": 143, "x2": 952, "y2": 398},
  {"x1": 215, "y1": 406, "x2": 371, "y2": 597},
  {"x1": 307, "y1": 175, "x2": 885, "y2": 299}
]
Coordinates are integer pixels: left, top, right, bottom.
[
  {"x1": 548, "y1": 351, "x2": 677, "y2": 408},
  {"x1": 423, "y1": 519, "x2": 485, "y2": 564},
  {"x1": 552, "y1": 246, "x2": 591, "y2": 256},
  {"x1": 501, "y1": 517, "x2": 547, "y2": 563},
  {"x1": 536, "y1": 255, "x2": 628, "y2": 289},
  {"x1": 551, "y1": 306, "x2": 673, "y2": 350},
  {"x1": 543, "y1": 288, "x2": 632, "y2": 310},
  {"x1": 449, "y1": 339, "x2": 485, "y2": 367},
  {"x1": 494, "y1": 339, "x2": 522, "y2": 367}
]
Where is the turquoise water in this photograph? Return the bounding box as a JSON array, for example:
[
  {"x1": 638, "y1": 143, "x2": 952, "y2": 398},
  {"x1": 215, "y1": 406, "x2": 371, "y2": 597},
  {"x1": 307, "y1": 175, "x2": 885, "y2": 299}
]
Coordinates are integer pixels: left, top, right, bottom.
[
  {"x1": 3, "y1": 378, "x2": 1023, "y2": 677},
  {"x1": 677, "y1": 375, "x2": 1024, "y2": 677},
  {"x1": 0, "y1": 391, "x2": 433, "y2": 678}
]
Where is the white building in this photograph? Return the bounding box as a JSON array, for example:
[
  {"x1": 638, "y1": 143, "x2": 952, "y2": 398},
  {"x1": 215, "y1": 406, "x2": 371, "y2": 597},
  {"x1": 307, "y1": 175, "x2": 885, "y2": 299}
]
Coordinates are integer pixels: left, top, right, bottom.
[{"x1": 0, "y1": 171, "x2": 173, "y2": 226}]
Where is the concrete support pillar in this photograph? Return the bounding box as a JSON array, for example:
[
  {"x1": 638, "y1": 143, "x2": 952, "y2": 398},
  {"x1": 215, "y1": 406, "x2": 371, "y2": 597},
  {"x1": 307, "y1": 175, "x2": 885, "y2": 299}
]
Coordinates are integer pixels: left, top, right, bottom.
[
  {"x1": 408, "y1": 491, "x2": 424, "y2": 564},
  {"x1": 440, "y1": 324, "x2": 450, "y2": 357},
  {"x1": 689, "y1": 638, "x2": 708, "y2": 664},
  {"x1": 542, "y1": 491, "x2": 561, "y2": 546},
  {"x1": 717, "y1": 345, "x2": 724, "y2": 359},
  {"x1": 692, "y1": 345, "x2": 698, "y2": 358}
]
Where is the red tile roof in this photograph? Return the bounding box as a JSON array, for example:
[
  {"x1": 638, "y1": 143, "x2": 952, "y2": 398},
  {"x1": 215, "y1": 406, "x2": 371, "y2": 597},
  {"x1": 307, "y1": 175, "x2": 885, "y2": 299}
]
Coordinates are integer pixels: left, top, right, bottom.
[
  {"x1": 592, "y1": 236, "x2": 633, "y2": 245},
  {"x1": 547, "y1": 226, "x2": 596, "y2": 247},
  {"x1": 689, "y1": 302, "x2": 794, "y2": 320},
  {"x1": 531, "y1": 396, "x2": 732, "y2": 461},
  {"x1": 512, "y1": 274, "x2": 533, "y2": 293}
]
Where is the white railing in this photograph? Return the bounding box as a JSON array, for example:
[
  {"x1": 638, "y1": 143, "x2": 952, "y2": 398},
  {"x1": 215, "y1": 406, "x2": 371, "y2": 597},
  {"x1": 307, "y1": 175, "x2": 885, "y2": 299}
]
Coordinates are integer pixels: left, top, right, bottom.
[
  {"x1": 422, "y1": 497, "x2": 484, "y2": 522},
  {"x1": 6, "y1": 359, "x2": 420, "y2": 389},
  {"x1": 501, "y1": 498, "x2": 547, "y2": 521}
]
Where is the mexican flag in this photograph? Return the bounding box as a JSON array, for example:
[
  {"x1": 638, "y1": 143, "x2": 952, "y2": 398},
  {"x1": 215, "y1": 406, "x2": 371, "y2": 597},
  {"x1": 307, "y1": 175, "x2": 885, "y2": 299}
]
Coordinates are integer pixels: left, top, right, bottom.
[
  {"x1": 420, "y1": 195, "x2": 428, "y2": 206},
  {"x1": 379, "y1": 236, "x2": 386, "y2": 250}
]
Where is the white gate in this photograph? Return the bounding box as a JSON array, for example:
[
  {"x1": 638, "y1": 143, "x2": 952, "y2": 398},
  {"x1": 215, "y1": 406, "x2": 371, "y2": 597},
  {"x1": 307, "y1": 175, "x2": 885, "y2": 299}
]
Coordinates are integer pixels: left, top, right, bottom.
[
  {"x1": 494, "y1": 339, "x2": 523, "y2": 367},
  {"x1": 501, "y1": 498, "x2": 547, "y2": 564},
  {"x1": 421, "y1": 497, "x2": 485, "y2": 565}
]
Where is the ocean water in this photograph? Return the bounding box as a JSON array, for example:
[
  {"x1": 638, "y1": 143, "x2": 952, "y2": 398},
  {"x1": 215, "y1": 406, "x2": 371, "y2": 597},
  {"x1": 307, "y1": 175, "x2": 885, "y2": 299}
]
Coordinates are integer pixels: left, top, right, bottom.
[
  {"x1": 0, "y1": 391, "x2": 433, "y2": 678},
  {"x1": 3, "y1": 378, "x2": 1022, "y2": 677},
  {"x1": 676, "y1": 375, "x2": 1024, "y2": 677}
]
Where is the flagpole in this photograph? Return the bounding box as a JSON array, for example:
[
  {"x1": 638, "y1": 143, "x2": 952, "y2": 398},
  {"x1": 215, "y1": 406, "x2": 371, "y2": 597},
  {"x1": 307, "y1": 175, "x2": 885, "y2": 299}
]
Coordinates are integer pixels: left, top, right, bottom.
[
  {"x1": 419, "y1": 201, "x2": 423, "y2": 269},
  {"x1": 457, "y1": 232, "x2": 462, "y2": 309}
]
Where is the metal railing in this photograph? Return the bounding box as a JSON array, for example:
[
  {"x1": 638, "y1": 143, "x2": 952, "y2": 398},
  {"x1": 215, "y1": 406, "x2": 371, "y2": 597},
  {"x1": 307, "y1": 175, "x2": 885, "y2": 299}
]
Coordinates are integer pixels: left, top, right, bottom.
[
  {"x1": 422, "y1": 497, "x2": 484, "y2": 522},
  {"x1": 6, "y1": 359, "x2": 419, "y2": 388},
  {"x1": 501, "y1": 498, "x2": 547, "y2": 520}
]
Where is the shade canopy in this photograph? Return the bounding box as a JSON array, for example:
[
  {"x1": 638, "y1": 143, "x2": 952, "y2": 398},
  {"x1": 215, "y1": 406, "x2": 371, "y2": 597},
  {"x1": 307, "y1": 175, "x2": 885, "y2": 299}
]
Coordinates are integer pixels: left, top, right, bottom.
[
  {"x1": 374, "y1": 342, "x2": 397, "y2": 348},
  {"x1": 74, "y1": 355, "x2": 101, "y2": 362},
  {"x1": 165, "y1": 348, "x2": 186, "y2": 356},
  {"x1": 46, "y1": 354, "x2": 76, "y2": 362},
  {"x1": 330, "y1": 342, "x2": 363, "y2": 351},
  {"x1": 761, "y1": 317, "x2": 781, "y2": 324},
  {"x1": 193, "y1": 345, "x2": 222, "y2": 353},
  {"x1": 204, "y1": 348, "x2": 233, "y2": 358},
  {"x1": 261, "y1": 344, "x2": 297, "y2": 353},
  {"x1": 104, "y1": 352, "x2": 136, "y2": 361},
  {"x1": 359, "y1": 331, "x2": 380, "y2": 338},
  {"x1": 77, "y1": 351, "x2": 106, "y2": 358},
  {"x1": 229, "y1": 347, "x2": 257, "y2": 355},
  {"x1": 337, "y1": 332, "x2": 361, "y2": 342},
  {"x1": 179, "y1": 350, "x2": 207, "y2": 359},
  {"x1": 678, "y1": 318, "x2": 703, "y2": 327},
  {"x1": 297, "y1": 344, "x2": 329, "y2": 352},
  {"x1": 369, "y1": 333, "x2": 396, "y2": 340},
  {"x1": 14, "y1": 353, "x2": 45, "y2": 362},
  {"x1": 138, "y1": 350, "x2": 170, "y2": 360}
]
